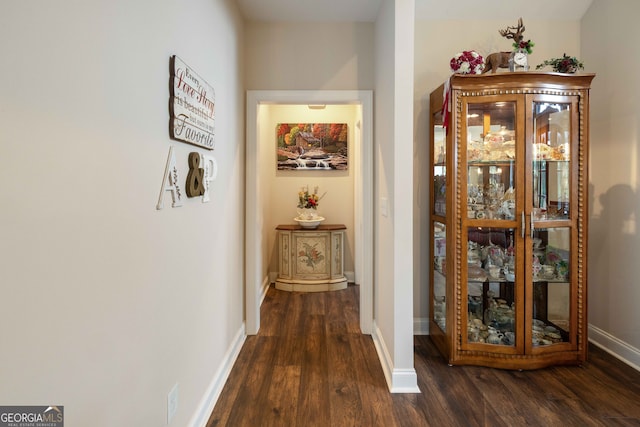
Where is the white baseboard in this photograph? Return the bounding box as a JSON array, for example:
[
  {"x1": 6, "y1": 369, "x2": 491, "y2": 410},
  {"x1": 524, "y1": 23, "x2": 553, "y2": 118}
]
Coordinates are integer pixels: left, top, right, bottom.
[
  {"x1": 344, "y1": 270, "x2": 355, "y2": 283},
  {"x1": 371, "y1": 321, "x2": 420, "y2": 393},
  {"x1": 260, "y1": 274, "x2": 270, "y2": 305},
  {"x1": 188, "y1": 324, "x2": 246, "y2": 427},
  {"x1": 371, "y1": 322, "x2": 393, "y2": 389},
  {"x1": 413, "y1": 317, "x2": 430, "y2": 335},
  {"x1": 269, "y1": 271, "x2": 278, "y2": 285},
  {"x1": 588, "y1": 324, "x2": 640, "y2": 372}
]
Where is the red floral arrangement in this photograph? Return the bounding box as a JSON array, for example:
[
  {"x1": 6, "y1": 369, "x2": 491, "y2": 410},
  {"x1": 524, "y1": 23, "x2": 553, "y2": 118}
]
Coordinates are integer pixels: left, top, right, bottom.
[
  {"x1": 536, "y1": 53, "x2": 584, "y2": 74},
  {"x1": 513, "y1": 39, "x2": 535, "y2": 54},
  {"x1": 450, "y1": 50, "x2": 485, "y2": 74}
]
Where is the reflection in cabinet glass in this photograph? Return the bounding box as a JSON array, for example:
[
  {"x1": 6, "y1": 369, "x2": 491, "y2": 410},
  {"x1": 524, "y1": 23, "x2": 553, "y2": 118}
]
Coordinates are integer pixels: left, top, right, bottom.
[
  {"x1": 433, "y1": 221, "x2": 447, "y2": 332},
  {"x1": 429, "y1": 72, "x2": 594, "y2": 369},
  {"x1": 433, "y1": 109, "x2": 446, "y2": 217}
]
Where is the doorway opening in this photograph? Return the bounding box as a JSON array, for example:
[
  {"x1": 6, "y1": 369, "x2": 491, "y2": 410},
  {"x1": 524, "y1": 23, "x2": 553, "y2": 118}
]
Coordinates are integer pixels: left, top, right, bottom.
[{"x1": 245, "y1": 90, "x2": 373, "y2": 335}]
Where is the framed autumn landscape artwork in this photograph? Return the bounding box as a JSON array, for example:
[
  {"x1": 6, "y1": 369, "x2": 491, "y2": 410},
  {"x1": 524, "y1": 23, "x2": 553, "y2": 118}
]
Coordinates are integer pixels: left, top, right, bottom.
[{"x1": 276, "y1": 123, "x2": 348, "y2": 170}]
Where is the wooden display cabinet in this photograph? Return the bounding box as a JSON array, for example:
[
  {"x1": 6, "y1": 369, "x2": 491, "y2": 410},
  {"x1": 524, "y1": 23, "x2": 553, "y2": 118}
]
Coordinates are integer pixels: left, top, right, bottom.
[
  {"x1": 429, "y1": 72, "x2": 594, "y2": 369},
  {"x1": 275, "y1": 224, "x2": 347, "y2": 292}
]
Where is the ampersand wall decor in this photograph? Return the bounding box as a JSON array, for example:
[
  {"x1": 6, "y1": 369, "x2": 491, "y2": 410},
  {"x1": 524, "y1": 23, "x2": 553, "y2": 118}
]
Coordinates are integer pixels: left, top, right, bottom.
[{"x1": 186, "y1": 152, "x2": 205, "y2": 197}]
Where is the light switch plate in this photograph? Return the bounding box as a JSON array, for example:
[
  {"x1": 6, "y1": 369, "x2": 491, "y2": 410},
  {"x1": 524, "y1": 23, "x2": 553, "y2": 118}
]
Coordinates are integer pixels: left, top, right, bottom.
[
  {"x1": 380, "y1": 197, "x2": 388, "y2": 217},
  {"x1": 167, "y1": 383, "x2": 178, "y2": 424}
]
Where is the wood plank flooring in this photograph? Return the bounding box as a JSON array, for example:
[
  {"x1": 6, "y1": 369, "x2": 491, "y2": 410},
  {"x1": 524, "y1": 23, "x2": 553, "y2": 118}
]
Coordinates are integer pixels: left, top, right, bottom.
[{"x1": 207, "y1": 285, "x2": 640, "y2": 426}]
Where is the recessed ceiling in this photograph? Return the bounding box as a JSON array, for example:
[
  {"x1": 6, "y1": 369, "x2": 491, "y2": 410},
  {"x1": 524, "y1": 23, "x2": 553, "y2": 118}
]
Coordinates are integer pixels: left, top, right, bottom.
[{"x1": 237, "y1": 0, "x2": 594, "y2": 22}]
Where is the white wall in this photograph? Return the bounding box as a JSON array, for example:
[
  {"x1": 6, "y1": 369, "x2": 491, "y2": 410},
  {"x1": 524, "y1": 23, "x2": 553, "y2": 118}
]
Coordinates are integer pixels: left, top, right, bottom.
[
  {"x1": 0, "y1": 1, "x2": 245, "y2": 426},
  {"x1": 260, "y1": 105, "x2": 358, "y2": 276},
  {"x1": 582, "y1": 0, "x2": 640, "y2": 366},
  {"x1": 375, "y1": 0, "x2": 397, "y2": 356},
  {"x1": 245, "y1": 22, "x2": 375, "y2": 90},
  {"x1": 373, "y1": 0, "x2": 418, "y2": 392},
  {"x1": 413, "y1": 18, "x2": 581, "y2": 328}
]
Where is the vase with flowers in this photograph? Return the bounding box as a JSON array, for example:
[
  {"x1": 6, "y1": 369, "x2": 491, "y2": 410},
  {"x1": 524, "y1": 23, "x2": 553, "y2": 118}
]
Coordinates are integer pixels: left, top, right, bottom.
[
  {"x1": 450, "y1": 50, "x2": 485, "y2": 75},
  {"x1": 296, "y1": 185, "x2": 326, "y2": 228}
]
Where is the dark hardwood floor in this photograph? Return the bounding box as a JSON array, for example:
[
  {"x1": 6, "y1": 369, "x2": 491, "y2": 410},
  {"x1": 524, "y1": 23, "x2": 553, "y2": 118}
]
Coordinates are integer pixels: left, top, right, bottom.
[{"x1": 207, "y1": 285, "x2": 640, "y2": 426}]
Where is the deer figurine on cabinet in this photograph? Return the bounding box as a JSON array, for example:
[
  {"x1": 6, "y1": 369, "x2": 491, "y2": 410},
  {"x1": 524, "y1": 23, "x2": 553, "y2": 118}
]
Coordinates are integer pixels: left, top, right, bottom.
[{"x1": 483, "y1": 18, "x2": 527, "y2": 73}]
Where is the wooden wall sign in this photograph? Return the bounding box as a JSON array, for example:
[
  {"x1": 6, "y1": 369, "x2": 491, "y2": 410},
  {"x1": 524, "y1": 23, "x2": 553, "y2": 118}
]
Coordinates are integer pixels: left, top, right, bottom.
[{"x1": 169, "y1": 56, "x2": 215, "y2": 150}]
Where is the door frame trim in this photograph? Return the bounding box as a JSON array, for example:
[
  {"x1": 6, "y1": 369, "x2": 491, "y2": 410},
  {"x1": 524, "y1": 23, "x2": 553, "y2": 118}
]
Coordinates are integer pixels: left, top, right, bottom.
[{"x1": 245, "y1": 90, "x2": 373, "y2": 335}]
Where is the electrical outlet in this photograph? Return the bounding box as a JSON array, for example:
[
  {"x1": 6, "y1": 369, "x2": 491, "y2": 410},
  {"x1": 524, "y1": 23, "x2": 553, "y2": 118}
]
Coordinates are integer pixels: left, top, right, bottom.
[{"x1": 167, "y1": 383, "x2": 178, "y2": 424}]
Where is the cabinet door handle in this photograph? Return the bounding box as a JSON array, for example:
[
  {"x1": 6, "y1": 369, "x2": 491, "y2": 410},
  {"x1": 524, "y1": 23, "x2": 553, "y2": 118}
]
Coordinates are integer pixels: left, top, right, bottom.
[
  {"x1": 521, "y1": 211, "x2": 525, "y2": 239},
  {"x1": 530, "y1": 214, "x2": 535, "y2": 238}
]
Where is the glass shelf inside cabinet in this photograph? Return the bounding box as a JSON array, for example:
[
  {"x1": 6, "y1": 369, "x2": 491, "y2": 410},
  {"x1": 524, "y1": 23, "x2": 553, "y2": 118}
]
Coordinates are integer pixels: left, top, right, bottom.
[
  {"x1": 466, "y1": 227, "x2": 517, "y2": 346},
  {"x1": 467, "y1": 164, "x2": 516, "y2": 220},
  {"x1": 532, "y1": 102, "x2": 572, "y2": 220}
]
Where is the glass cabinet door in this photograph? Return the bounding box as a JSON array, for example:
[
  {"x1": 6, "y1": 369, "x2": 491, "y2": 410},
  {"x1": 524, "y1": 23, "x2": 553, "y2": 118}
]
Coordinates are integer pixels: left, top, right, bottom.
[
  {"x1": 531, "y1": 100, "x2": 572, "y2": 220},
  {"x1": 465, "y1": 227, "x2": 519, "y2": 348},
  {"x1": 433, "y1": 110, "x2": 446, "y2": 217},
  {"x1": 527, "y1": 96, "x2": 578, "y2": 351},
  {"x1": 432, "y1": 222, "x2": 446, "y2": 332},
  {"x1": 430, "y1": 104, "x2": 447, "y2": 335},
  {"x1": 464, "y1": 100, "x2": 519, "y2": 222},
  {"x1": 462, "y1": 97, "x2": 523, "y2": 352},
  {"x1": 529, "y1": 227, "x2": 572, "y2": 348}
]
